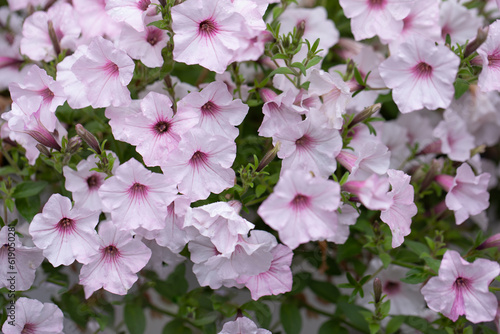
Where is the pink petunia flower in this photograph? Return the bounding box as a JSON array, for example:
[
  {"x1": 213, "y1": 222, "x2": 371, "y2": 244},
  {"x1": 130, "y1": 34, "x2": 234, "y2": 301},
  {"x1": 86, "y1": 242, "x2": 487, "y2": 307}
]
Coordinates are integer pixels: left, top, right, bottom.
[
  {"x1": 29, "y1": 194, "x2": 101, "y2": 267},
  {"x1": 273, "y1": 118, "x2": 343, "y2": 179},
  {"x1": 343, "y1": 174, "x2": 393, "y2": 211},
  {"x1": 98, "y1": 158, "x2": 178, "y2": 231},
  {"x1": 20, "y1": 2, "x2": 81, "y2": 62},
  {"x1": 79, "y1": 220, "x2": 152, "y2": 298},
  {"x1": 106, "y1": 0, "x2": 156, "y2": 32},
  {"x1": 73, "y1": 0, "x2": 123, "y2": 42},
  {"x1": 0, "y1": 226, "x2": 44, "y2": 291},
  {"x1": 432, "y1": 110, "x2": 475, "y2": 162},
  {"x1": 379, "y1": 36, "x2": 460, "y2": 113},
  {"x1": 2, "y1": 297, "x2": 63, "y2": 334},
  {"x1": 477, "y1": 20, "x2": 500, "y2": 92},
  {"x1": 435, "y1": 163, "x2": 490, "y2": 225},
  {"x1": 236, "y1": 243, "x2": 293, "y2": 300},
  {"x1": 258, "y1": 88, "x2": 303, "y2": 138},
  {"x1": 56, "y1": 44, "x2": 91, "y2": 109},
  {"x1": 106, "y1": 92, "x2": 198, "y2": 167},
  {"x1": 337, "y1": 139, "x2": 391, "y2": 181},
  {"x1": 258, "y1": 169, "x2": 342, "y2": 249},
  {"x1": 117, "y1": 14, "x2": 169, "y2": 68},
  {"x1": 421, "y1": 250, "x2": 500, "y2": 323},
  {"x1": 177, "y1": 81, "x2": 248, "y2": 140},
  {"x1": 218, "y1": 316, "x2": 271, "y2": 334},
  {"x1": 71, "y1": 36, "x2": 135, "y2": 108},
  {"x1": 183, "y1": 201, "x2": 254, "y2": 254},
  {"x1": 380, "y1": 169, "x2": 417, "y2": 248},
  {"x1": 339, "y1": 0, "x2": 415, "y2": 42},
  {"x1": 440, "y1": 0, "x2": 484, "y2": 46},
  {"x1": 9, "y1": 65, "x2": 66, "y2": 114},
  {"x1": 161, "y1": 128, "x2": 236, "y2": 201},
  {"x1": 171, "y1": 0, "x2": 248, "y2": 73}
]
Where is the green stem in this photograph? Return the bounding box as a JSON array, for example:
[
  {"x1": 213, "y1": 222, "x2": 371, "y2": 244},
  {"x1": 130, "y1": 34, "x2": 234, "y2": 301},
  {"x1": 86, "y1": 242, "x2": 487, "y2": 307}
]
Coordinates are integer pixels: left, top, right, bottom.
[{"x1": 0, "y1": 142, "x2": 21, "y2": 174}]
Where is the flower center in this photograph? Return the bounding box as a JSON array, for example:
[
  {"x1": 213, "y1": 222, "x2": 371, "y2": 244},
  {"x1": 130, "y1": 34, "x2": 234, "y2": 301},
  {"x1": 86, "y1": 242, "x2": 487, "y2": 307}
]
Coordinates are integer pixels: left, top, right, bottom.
[
  {"x1": 487, "y1": 51, "x2": 500, "y2": 68},
  {"x1": 368, "y1": 0, "x2": 386, "y2": 9},
  {"x1": 190, "y1": 150, "x2": 208, "y2": 168},
  {"x1": 102, "y1": 61, "x2": 119, "y2": 77},
  {"x1": 57, "y1": 217, "x2": 75, "y2": 231},
  {"x1": 137, "y1": 0, "x2": 151, "y2": 11},
  {"x1": 383, "y1": 281, "x2": 401, "y2": 295},
  {"x1": 295, "y1": 135, "x2": 312, "y2": 149},
  {"x1": 453, "y1": 276, "x2": 469, "y2": 289},
  {"x1": 291, "y1": 194, "x2": 310, "y2": 210},
  {"x1": 40, "y1": 88, "x2": 54, "y2": 103},
  {"x1": 129, "y1": 182, "x2": 148, "y2": 201},
  {"x1": 154, "y1": 121, "x2": 170, "y2": 135},
  {"x1": 21, "y1": 323, "x2": 36, "y2": 334},
  {"x1": 86, "y1": 174, "x2": 101, "y2": 190},
  {"x1": 198, "y1": 19, "x2": 218, "y2": 38},
  {"x1": 146, "y1": 28, "x2": 163, "y2": 46},
  {"x1": 201, "y1": 101, "x2": 219, "y2": 116},
  {"x1": 103, "y1": 244, "x2": 120, "y2": 262},
  {"x1": 413, "y1": 62, "x2": 433, "y2": 79}
]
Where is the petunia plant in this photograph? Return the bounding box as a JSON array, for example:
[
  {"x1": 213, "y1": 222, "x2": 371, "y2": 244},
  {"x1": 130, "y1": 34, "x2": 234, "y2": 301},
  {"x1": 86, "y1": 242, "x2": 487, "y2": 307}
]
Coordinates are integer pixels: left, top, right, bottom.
[{"x1": 0, "y1": 0, "x2": 500, "y2": 333}]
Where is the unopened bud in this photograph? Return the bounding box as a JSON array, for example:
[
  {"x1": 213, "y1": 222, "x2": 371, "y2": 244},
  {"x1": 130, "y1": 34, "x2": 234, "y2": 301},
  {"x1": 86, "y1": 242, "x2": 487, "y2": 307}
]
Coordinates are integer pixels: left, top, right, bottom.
[
  {"x1": 28, "y1": 128, "x2": 61, "y2": 151},
  {"x1": 47, "y1": 20, "x2": 61, "y2": 56},
  {"x1": 464, "y1": 27, "x2": 489, "y2": 58},
  {"x1": 477, "y1": 234, "x2": 500, "y2": 250},
  {"x1": 345, "y1": 59, "x2": 355, "y2": 81},
  {"x1": 296, "y1": 20, "x2": 306, "y2": 41},
  {"x1": 373, "y1": 278, "x2": 382, "y2": 304},
  {"x1": 36, "y1": 143, "x2": 51, "y2": 157},
  {"x1": 76, "y1": 124, "x2": 101, "y2": 154},
  {"x1": 67, "y1": 136, "x2": 82, "y2": 154},
  {"x1": 159, "y1": 0, "x2": 167, "y2": 6},
  {"x1": 470, "y1": 144, "x2": 486, "y2": 157},
  {"x1": 349, "y1": 103, "x2": 381, "y2": 128},
  {"x1": 256, "y1": 142, "x2": 281, "y2": 172}
]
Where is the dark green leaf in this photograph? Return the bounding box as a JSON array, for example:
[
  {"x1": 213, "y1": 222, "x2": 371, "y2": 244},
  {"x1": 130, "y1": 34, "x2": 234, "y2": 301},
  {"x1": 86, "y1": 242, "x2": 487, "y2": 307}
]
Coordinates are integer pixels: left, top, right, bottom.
[
  {"x1": 15, "y1": 196, "x2": 41, "y2": 222},
  {"x1": 354, "y1": 67, "x2": 364, "y2": 86},
  {"x1": 163, "y1": 319, "x2": 191, "y2": 334},
  {"x1": 379, "y1": 252, "x2": 391, "y2": 268},
  {"x1": 0, "y1": 166, "x2": 16, "y2": 176},
  {"x1": 242, "y1": 301, "x2": 272, "y2": 328},
  {"x1": 305, "y1": 56, "x2": 322, "y2": 69},
  {"x1": 290, "y1": 62, "x2": 307, "y2": 76},
  {"x1": 255, "y1": 184, "x2": 266, "y2": 198},
  {"x1": 147, "y1": 20, "x2": 168, "y2": 30},
  {"x1": 11, "y1": 181, "x2": 48, "y2": 199},
  {"x1": 453, "y1": 78, "x2": 469, "y2": 100},
  {"x1": 124, "y1": 302, "x2": 146, "y2": 334},
  {"x1": 405, "y1": 240, "x2": 430, "y2": 256},
  {"x1": 386, "y1": 316, "x2": 405, "y2": 334},
  {"x1": 319, "y1": 320, "x2": 348, "y2": 334},
  {"x1": 155, "y1": 263, "x2": 188, "y2": 301},
  {"x1": 269, "y1": 67, "x2": 295, "y2": 77},
  {"x1": 280, "y1": 303, "x2": 301, "y2": 334},
  {"x1": 192, "y1": 312, "x2": 218, "y2": 326},
  {"x1": 309, "y1": 280, "x2": 340, "y2": 303},
  {"x1": 5, "y1": 198, "x2": 14, "y2": 212}
]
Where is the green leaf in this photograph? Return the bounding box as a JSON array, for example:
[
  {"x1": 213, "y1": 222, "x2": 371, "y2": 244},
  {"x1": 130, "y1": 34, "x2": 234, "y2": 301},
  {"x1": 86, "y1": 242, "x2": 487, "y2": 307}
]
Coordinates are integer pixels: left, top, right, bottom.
[
  {"x1": 400, "y1": 268, "x2": 428, "y2": 284},
  {"x1": 386, "y1": 316, "x2": 405, "y2": 334},
  {"x1": 380, "y1": 299, "x2": 391, "y2": 316},
  {"x1": 305, "y1": 56, "x2": 322, "y2": 69},
  {"x1": 268, "y1": 67, "x2": 295, "y2": 77},
  {"x1": 271, "y1": 53, "x2": 289, "y2": 60},
  {"x1": 369, "y1": 323, "x2": 380, "y2": 334},
  {"x1": 15, "y1": 196, "x2": 41, "y2": 222},
  {"x1": 147, "y1": 19, "x2": 168, "y2": 30},
  {"x1": 290, "y1": 62, "x2": 307, "y2": 76},
  {"x1": 379, "y1": 252, "x2": 391, "y2": 268},
  {"x1": 280, "y1": 303, "x2": 302, "y2": 334},
  {"x1": 5, "y1": 198, "x2": 14, "y2": 212},
  {"x1": 309, "y1": 280, "x2": 340, "y2": 303},
  {"x1": 354, "y1": 67, "x2": 364, "y2": 86},
  {"x1": 319, "y1": 320, "x2": 348, "y2": 334},
  {"x1": 255, "y1": 184, "x2": 266, "y2": 198},
  {"x1": 405, "y1": 240, "x2": 430, "y2": 256},
  {"x1": 454, "y1": 78, "x2": 469, "y2": 100},
  {"x1": 0, "y1": 166, "x2": 16, "y2": 176},
  {"x1": 192, "y1": 312, "x2": 218, "y2": 326},
  {"x1": 423, "y1": 256, "x2": 441, "y2": 273},
  {"x1": 155, "y1": 263, "x2": 188, "y2": 301},
  {"x1": 124, "y1": 302, "x2": 146, "y2": 334},
  {"x1": 242, "y1": 301, "x2": 272, "y2": 328},
  {"x1": 163, "y1": 319, "x2": 191, "y2": 334},
  {"x1": 11, "y1": 181, "x2": 48, "y2": 199}
]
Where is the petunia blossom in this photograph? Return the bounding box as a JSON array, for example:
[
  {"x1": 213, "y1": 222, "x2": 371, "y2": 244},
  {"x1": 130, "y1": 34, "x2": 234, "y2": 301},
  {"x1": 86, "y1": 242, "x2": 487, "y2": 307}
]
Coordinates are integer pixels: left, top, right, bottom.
[
  {"x1": 29, "y1": 194, "x2": 100, "y2": 267},
  {"x1": 379, "y1": 36, "x2": 460, "y2": 113},
  {"x1": 98, "y1": 158, "x2": 178, "y2": 231},
  {"x1": 2, "y1": 297, "x2": 63, "y2": 334},
  {"x1": 79, "y1": 220, "x2": 152, "y2": 298},
  {"x1": 477, "y1": 20, "x2": 500, "y2": 92},
  {"x1": 258, "y1": 169, "x2": 342, "y2": 249},
  {"x1": 421, "y1": 250, "x2": 500, "y2": 323},
  {"x1": 218, "y1": 316, "x2": 271, "y2": 334},
  {"x1": 71, "y1": 36, "x2": 135, "y2": 108}
]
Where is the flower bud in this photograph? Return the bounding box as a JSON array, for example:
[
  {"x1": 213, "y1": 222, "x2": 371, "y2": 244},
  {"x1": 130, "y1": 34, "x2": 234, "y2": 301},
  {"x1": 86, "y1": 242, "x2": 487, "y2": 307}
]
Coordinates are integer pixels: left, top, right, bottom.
[
  {"x1": 418, "y1": 159, "x2": 443, "y2": 193},
  {"x1": 67, "y1": 136, "x2": 82, "y2": 154},
  {"x1": 256, "y1": 142, "x2": 281, "y2": 172},
  {"x1": 28, "y1": 128, "x2": 61, "y2": 151},
  {"x1": 349, "y1": 103, "x2": 381, "y2": 128},
  {"x1": 76, "y1": 124, "x2": 101, "y2": 154},
  {"x1": 296, "y1": 20, "x2": 306, "y2": 41},
  {"x1": 477, "y1": 234, "x2": 500, "y2": 250},
  {"x1": 47, "y1": 20, "x2": 61, "y2": 56},
  {"x1": 464, "y1": 27, "x2": 489, "y2": 58},
  {"x1": 373, "y1": 277, "x2": 382, "y2": 304},
  {"x1": 36, "y1": 144, "x2": 51, "y2": 157}
]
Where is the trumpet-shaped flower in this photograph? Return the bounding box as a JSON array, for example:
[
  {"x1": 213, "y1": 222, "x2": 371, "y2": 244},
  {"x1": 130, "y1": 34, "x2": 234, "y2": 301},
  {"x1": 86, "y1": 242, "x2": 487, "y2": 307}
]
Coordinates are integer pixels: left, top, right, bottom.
[
  {"x1": 99, "y1": 158, "x2": 178, "y2": 231},
  {"x1": 79, "y1": 220, "x2": 152, "y2": 298},
  {"x1": 379, "y1": 36, "x2": 459, "y2": 113},
  {"x1": 2, "y1": 297, "x2": 63, "y2": 334},
  {"x1": 106, "y1": 0, "x2": 155, "y2": 32},
  {"x1": 29, "y1": 194, "x2": 100, "y2": 267},
  {"x1": 421, "y1": 250, "x2": 500, "y2": 323},
  {"x1": 71, "y1": 36, "x2": 135, "y2": 108},
  {"x1": 258, "y1": 170, "x2": 342, "y2": 249},
  {"x1": 219, "y1": 317, "x2": 271, "y2": 334},
  {"x1": 477, "y1": 20, "x2": 500, "y2": 92}
]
